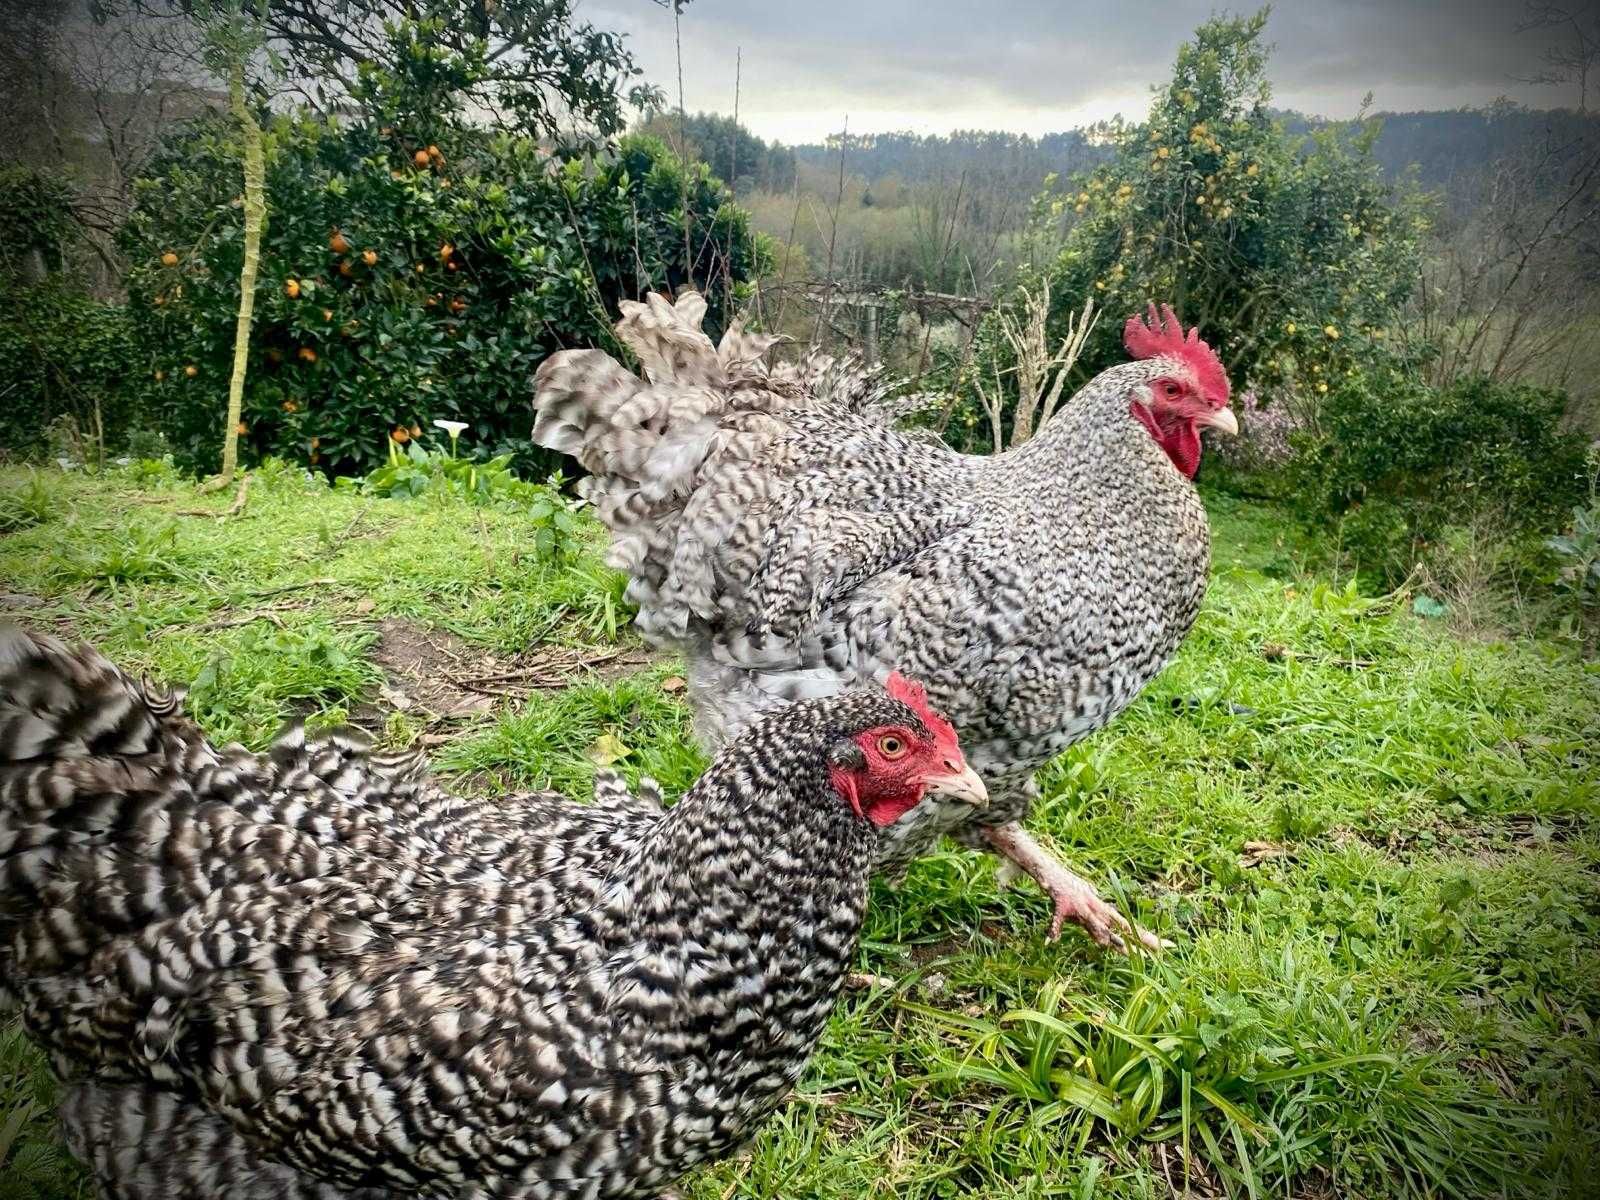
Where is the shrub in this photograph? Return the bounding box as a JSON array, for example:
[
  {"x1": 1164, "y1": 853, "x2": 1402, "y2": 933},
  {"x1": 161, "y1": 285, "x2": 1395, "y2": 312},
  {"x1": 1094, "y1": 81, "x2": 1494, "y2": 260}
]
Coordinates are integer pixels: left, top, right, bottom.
[
  {"x1": 357, "y1": 432, "x2": 583, "y2": 559},
  {"x1": 0, "y1": 277, "x2": 155, "y2": 462},
  {"x1": 949, "y1": 14, "x2": 1426, "y2": 450},
  {"x1": 1291, "y1": 370, "x2": 1590, "y2": 582},
  {"x1": 120, "y1": 115, "x2": 767, "y2": 477}
]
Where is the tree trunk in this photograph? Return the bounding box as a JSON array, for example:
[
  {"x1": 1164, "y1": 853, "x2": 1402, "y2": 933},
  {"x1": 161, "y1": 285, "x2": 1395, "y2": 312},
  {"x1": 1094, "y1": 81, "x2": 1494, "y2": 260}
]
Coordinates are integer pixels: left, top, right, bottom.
[{"x1": 215, "y1": 59, "x2": 265, "y2": 484}]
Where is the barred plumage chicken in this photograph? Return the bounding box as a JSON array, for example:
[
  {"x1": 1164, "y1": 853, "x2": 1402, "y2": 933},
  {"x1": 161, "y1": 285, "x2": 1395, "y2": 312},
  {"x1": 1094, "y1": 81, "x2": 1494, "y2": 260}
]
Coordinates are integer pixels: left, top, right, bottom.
[
  {"x1": 0, "y1": 623, "x2": 984, "y2": 1199},
  {"x1": 533, "y1": 294, "x2": 1236, "y2": 951}
]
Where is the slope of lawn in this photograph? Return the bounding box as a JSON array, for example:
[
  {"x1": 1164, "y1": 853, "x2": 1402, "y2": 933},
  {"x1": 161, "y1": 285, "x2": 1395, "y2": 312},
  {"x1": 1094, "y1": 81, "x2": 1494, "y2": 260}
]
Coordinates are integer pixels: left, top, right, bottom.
[{"x1": 0, "y1": 463, "x2": 1595, "y2": 1200}]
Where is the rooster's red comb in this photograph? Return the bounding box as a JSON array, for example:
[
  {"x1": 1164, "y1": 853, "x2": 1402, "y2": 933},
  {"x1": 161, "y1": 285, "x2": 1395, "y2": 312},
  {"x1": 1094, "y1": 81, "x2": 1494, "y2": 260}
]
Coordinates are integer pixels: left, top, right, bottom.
[
  {"x1": 1123, "y1": 303, "x2": 1230, "y2": 406},
  {"x1": 886, "y1": 671, "x2": 959, "y2": 749}
]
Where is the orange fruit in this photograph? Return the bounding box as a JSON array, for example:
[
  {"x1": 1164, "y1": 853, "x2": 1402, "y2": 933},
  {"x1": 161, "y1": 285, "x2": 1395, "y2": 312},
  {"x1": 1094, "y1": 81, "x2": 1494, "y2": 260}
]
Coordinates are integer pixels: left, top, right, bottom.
[
  {"x1": 322, "y1": 308, "x2": 333, "y2": 321},
  {"x1": 297, "y1": 347, "x2": 317, "y2": 363},
  {"x1": 415, "y1": 263, "x2": 425, "y2": 274},
  {"x1": 362, "y1": 249, "x2": 377, "y2": 266},
  {"x1": 283, "y1": 400, "x2": 299, "y2": 413},
  {"x1": 236, "y1": 422, "x2": 249, "y2": 435},
  {"x1": 413, "y1": 149, "x2": 430, "y2": 167},
  {"x1": 410, "y1": 423, "x2": 422, "y2": 438},
  {"x1": 329, "y1": 230, "x2": 351, "y2": 255},
  {"x1": 153, "y1": 370, "x2": 165, "y2": 382},
  {"x1": 446, "y1": 261, "x2": 458, "y2": 272},
  {"x1": 438, "y1": 243, "x2": 453, "y2": 261},
  {"x1": 184, "y1": 364, "x2": 198, "y2": 378},
  {"x1": 392, "y1": 426, "x2": 410, "y2": 443},
  {"x1": 338, "y1": 260, "x2": 353, "y2": 277},
  {"x1": 161, "y1": 251, "x2": 178, "y2": 266},
  {"x1": 310, "y1": 436, "x2": 320, "y2": 449},
  {"x1": 449, "y1": 297, "x2": 466, "y2": 314},
  {"x1": 285, "y1": 279, "x2": 300, "y2": 298},
  {"x1": 153, "y1": 295, "x2": 166, "y2": 306},
  {"x1": 426, "y1": 144, "x2": 441, "y2": 160}
]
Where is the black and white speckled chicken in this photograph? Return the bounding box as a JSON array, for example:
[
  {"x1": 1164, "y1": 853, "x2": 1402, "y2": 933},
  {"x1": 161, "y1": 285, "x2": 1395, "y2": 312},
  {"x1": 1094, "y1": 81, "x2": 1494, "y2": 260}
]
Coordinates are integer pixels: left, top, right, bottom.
[
  {"x1": 0, "y1": 623, "x2": 984, "y2": 1199},
  {"x1": 534, "y1": 294, "x2": 1237, "y2": 952}
]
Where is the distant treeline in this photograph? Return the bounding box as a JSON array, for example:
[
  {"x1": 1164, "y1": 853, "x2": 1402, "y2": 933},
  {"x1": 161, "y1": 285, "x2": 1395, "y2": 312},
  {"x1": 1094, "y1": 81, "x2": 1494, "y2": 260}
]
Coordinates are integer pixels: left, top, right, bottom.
[
  {"x1": 637, "y1": 110, "x2": 798, "y2": 193},
  {"x1": 789, "y1": 129, "x2": 1112, "y2": 187},
  {"x1": 787, "y1": 106, "x2": 1599, "y2": 198}
]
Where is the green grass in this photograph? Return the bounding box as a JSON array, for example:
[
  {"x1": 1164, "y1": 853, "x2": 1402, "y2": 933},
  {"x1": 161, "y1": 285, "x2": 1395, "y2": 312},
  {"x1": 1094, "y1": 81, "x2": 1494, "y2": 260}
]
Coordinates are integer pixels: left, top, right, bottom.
[{"x1": 1, "y1": 467, "x2": 1596, "y2": 1199}]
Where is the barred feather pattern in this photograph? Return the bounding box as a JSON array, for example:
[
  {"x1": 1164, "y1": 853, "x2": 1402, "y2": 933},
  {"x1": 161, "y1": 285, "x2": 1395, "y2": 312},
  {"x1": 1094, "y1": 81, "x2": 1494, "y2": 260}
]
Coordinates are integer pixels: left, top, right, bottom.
[
  {"x1": 1, "y1": 623, "x2": 924, "y2": 1199},
  {"x1": 533, "y1": 291, "x2": 1212, "y2": 872}
]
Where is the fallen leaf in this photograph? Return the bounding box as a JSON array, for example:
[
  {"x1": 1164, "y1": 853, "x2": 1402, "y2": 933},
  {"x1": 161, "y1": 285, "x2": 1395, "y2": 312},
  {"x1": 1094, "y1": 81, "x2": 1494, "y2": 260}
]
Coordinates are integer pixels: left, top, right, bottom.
[
  {"x1": 661, "y1": 675, "x2": 687, "y2": 695},
  {"x1": 445, "y1": 694, "x2": 495, "y2": 717},
  {"x1": 586, "y1": 732, "x2": 632, "y2": 766},
  {"x1": 1239, "y1": 840, "x2": 1290, "y2": 868},
  {"x1": 379, "y1": 684, "x2": 413, "y2": 711},
  {"x1": 354, "y1": 597, "x2": 376, "y2": 615},
  {"x1": 844, "y1": 972, "x2": 895, "y2": 990}
]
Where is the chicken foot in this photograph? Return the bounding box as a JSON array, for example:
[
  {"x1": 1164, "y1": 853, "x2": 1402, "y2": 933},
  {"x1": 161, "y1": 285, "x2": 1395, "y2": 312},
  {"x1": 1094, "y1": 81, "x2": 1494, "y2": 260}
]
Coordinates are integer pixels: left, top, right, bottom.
[{"x1": 983, "y1": 822, "x2": 1170, "y2": 953}]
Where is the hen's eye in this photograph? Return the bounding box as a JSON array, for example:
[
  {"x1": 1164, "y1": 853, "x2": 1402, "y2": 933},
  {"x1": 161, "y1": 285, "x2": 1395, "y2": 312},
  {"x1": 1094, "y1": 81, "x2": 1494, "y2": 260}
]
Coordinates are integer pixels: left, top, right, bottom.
[
  {"x1": 1163, "y1": 381, "x2": 1181, "y2": 398},
  {"x1": 877, "y1": 734, "x2": 907, "y2": 759}
]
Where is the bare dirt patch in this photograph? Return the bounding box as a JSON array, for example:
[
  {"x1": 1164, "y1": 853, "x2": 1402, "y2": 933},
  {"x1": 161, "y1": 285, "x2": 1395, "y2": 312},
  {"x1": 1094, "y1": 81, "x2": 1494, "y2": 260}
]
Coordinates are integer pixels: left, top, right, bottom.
[{"x1": 370, "y1": 616, "x2": 660, "y2": 725}]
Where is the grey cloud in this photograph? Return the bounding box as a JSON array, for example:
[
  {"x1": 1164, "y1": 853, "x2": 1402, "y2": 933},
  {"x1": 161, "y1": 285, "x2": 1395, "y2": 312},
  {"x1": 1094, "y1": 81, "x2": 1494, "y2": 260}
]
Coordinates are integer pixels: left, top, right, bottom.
[{"x1": 589, "y1": 0, "x2": 1571, "y2": 140}]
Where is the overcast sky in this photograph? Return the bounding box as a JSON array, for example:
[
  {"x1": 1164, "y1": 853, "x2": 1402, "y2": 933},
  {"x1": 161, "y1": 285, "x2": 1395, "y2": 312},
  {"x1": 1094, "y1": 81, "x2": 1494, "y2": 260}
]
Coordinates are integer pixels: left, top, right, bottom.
[{"x1": 585, "y1": 1, "x2": 1578, "y2": 143}]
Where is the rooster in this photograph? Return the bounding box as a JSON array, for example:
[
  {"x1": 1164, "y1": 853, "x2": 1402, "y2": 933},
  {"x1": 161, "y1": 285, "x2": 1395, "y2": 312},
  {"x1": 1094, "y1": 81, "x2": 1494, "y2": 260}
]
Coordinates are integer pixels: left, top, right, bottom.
[
  {"x1": 0, "y1": 623, "x2": 984, "y2": 1199},
  {"x1": 533, "y1": 294, "x2": 1236, "y2": 952}
]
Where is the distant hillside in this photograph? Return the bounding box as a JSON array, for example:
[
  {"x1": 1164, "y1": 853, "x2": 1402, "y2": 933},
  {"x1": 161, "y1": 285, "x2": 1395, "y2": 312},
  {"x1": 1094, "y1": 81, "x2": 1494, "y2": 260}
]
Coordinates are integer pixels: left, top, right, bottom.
[
  {"x1": 789, "y1": 129, "x2": 1113, "y2": 187},
  {"x1": 1282, "y1": 105, "x2": 1599, "y2": 194},
  {"x1": 787, "y1": 106, "x2": 1598, "y2": 198}
]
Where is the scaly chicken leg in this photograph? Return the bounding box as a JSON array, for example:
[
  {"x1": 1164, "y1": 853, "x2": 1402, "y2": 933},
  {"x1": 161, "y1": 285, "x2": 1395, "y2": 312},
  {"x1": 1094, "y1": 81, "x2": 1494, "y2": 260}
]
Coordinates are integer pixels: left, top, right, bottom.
[{"x1": 983, "y1": 822, "x2": 1170, "y2": 953}]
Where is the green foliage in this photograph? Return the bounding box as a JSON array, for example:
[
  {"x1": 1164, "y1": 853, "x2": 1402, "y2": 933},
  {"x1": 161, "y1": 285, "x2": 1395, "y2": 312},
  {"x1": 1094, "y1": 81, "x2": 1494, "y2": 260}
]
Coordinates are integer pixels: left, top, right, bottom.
[
  {"x1": 258, "y1": 2, "x2": 660, "y2": 138},
  {"x1": 0, "y1": 473, "x2": 59, "y2": 533},
  {"x1": 959, "y1": 10, "x2": 1426, "y2": 444},
  {"x1": 0, "y1": 1024, "x2": 82, "y2": 1200},
  {"x1": 0, "y1": 167, "x2": 78, "y2": 276},
  {"x1": 0, "y1": 279, "x2": 156, "y2": 462},
  {"x1": 913, "y1": 962, "x2": 1533, "y2": 1199},
  {"x1": 637, "y1": 111, "x2": 797, "y2": 192},
  {"x1": 120, "y1": 114, "x2": 765, "y2": 477},
  {"x1": 1547, "y1": 498, "x2": 1600, "y2": 648},
  {"x1": 359, "y1": 435, "x2": 583, "y2": 559},
  {"x1": 1292, "y1": 371, "x2": 1590, "y2": 582}
]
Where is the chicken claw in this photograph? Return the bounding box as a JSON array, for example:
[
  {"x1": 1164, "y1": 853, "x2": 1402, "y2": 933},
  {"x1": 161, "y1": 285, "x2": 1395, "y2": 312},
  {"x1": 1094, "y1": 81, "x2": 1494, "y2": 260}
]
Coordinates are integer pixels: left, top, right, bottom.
[{"x1": 983, "y1": 822, "x2": 1171, "y2": 954}]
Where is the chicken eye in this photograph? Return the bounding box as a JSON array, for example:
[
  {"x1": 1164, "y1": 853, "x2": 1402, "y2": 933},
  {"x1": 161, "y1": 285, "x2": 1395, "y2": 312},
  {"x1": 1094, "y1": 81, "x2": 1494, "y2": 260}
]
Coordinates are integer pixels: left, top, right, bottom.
[
  {"x1": 877, "y1": 734, "x2": 908, "y2": 759},
  {"x1": 1162, "y1": 381, "x2": 1181, "y2": 398}
]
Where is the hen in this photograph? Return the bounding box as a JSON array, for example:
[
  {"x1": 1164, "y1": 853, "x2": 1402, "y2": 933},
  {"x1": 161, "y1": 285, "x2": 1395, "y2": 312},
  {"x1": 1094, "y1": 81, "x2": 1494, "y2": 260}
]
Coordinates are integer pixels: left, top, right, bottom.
[
  {"x1": 533, "y1": 294, "x2": 1236, "y2": 951},
  {"x1": 0, "y1": 623, "x2": 984, "y2": 1199}
]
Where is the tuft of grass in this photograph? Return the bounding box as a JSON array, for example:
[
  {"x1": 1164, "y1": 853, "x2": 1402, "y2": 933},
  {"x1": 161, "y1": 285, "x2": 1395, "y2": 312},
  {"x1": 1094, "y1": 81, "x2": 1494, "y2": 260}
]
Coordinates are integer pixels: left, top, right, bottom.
[
  {"x1": 0, "y1": 473, "x2": 60, "y2": 535},
  {"x1": 441, "y1": 666, "x2": 702, "y2": 798}
]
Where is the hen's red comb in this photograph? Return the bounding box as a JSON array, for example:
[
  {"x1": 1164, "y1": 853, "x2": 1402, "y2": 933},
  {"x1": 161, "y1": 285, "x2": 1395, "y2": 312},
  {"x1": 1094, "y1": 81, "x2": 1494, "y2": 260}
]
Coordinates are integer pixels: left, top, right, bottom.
[
  {"x1": 1123, "y1": 303, "x2": 1230, "y2": 406},
  {"x1": 886, "y1": 671, "x2": 959, "y2": 749}
]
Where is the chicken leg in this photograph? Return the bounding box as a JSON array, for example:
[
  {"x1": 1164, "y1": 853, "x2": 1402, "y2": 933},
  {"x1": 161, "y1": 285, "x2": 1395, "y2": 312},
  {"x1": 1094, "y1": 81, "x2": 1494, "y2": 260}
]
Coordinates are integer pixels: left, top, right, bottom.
[{"x1": 983, "y1": 822, "x2": 1170, "y2": 953}]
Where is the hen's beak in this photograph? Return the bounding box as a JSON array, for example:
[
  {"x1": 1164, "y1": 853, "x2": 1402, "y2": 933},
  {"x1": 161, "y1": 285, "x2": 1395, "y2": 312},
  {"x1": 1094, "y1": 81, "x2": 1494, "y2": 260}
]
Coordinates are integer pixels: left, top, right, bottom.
[
  {"x1": 1200, "y1": 407, "x2": 1239, "y2": 436},
  {"x1": 922, "y1": 761, "x2": 988, "y2": 807}
]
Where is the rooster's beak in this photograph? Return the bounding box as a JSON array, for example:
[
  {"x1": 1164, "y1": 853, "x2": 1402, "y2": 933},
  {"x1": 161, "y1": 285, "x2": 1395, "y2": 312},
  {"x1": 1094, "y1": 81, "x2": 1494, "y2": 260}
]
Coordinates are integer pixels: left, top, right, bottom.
[
  {"x1": 1200, "y1": 407, "x2": 1239, "y2": 436},
  {"x1": 922, "y1": 761, "x2": 988, "y2": 807}
]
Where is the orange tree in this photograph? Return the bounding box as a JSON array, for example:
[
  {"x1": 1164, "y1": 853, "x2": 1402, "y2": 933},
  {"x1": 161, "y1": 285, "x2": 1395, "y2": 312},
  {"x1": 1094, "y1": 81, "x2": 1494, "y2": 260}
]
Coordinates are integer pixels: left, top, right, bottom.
[
  {"x1": 980, "y1": 11, "x2": 1426, "y2": 433},
  {"x1": 121, "y1": 116, "x2": 763, "y2": 476}
]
